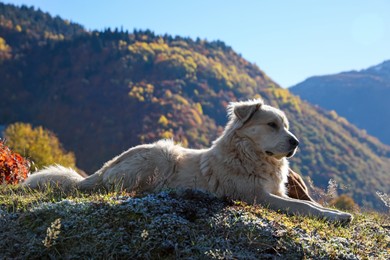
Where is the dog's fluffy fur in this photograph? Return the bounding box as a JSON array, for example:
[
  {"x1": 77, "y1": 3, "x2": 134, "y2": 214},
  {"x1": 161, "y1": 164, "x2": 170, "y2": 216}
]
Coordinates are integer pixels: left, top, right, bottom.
[{"x1": 23, "y1": 99, "x2": 352, "y2": 222}]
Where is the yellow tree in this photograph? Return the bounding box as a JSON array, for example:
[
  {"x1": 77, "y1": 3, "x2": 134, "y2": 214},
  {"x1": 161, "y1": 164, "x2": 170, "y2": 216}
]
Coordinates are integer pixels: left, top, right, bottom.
[{"x1": 4, "y1": 123, "x2": 76, "y2": 170}]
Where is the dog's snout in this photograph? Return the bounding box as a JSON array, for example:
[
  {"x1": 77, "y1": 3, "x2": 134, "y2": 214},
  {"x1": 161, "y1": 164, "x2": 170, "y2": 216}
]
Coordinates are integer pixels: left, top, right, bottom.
[{"x1": 289, "y1": 137, "x2": 299, "y2": 147}]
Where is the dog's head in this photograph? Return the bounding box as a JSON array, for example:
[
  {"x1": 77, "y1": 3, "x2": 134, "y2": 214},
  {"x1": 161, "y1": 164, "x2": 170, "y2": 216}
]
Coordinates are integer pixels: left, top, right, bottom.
[{"x1": 229, "y1": 99, "x2": 299, "y2": 160}]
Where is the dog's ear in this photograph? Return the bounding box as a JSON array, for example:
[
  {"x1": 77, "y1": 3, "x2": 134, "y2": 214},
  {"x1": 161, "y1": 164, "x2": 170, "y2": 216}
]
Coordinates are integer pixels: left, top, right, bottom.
[{"x1": 233, "y1": 101, "x2": 262, "y2": 123}]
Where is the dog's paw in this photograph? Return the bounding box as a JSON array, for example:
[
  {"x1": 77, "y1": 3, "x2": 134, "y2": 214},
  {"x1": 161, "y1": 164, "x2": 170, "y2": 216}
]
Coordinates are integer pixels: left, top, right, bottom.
[
  {"x1": 334, "y1": 211, "x2": 353, "y2": 225},
  {"x1": 325, "y1": 211, "x2": 353, "y2": 225},
  {"x1": 337, "y1": 212, "x2": 353, "y2": 225}
]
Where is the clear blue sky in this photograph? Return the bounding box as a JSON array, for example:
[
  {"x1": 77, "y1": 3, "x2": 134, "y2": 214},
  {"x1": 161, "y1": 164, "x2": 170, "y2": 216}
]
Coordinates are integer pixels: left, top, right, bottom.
[{"x1": 3, "y1": 0, "x2": 390, "y2": 87}]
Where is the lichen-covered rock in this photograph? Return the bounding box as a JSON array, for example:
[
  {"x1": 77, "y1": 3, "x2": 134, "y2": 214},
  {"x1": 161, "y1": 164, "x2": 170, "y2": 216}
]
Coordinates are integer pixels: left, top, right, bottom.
[{"x1": 0, "y1": 189, "x2": 388, "y2": 259}]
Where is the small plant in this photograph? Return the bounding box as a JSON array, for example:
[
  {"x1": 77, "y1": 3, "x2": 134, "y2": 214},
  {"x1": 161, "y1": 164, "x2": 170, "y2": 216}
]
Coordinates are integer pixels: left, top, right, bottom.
[
  {"x1": 0, "y1": 139, "x2": 30, "y2": 184},
  {"x1": 306, "y1": 178, "x2": 360, "y2": 212},
  {"x1": 326, "y1": 179, "x2": 338, "y2": 201},
  {"x1": 306, "y1": 177, "x2": 339, "y2": 206},
  {"x1": 43, "y1": 218, "x2": 62, "y2": 248},
  {"x1": 376, "y1": 191, "x2": 390, "y2": 209},
  {"x1": 329, "y1": 194, "x2": 359, "y2": 212}
]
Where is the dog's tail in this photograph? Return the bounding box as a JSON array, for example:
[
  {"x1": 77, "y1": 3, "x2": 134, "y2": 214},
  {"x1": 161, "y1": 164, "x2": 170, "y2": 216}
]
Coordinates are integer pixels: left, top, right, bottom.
[
  {"x1": 23, "y1": 165, "x2": 86, "y2": 192},
  {"x1": 23, "y1": 165, "x2": 106, "y2": 192}
]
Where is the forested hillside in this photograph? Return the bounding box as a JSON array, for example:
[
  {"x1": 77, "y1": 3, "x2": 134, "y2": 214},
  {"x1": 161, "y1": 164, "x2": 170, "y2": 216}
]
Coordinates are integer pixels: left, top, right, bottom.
[
  {"x1": 0, "y1": 3, "x2": 389, "y2": 209},
  {"x1": 290, "y1": 60, "x2": 390, "y2": 146}
]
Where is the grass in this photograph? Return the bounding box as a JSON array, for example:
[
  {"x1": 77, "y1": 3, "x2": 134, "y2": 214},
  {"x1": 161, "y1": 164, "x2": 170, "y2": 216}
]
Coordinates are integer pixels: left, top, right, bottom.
[{"x1": 0, "y1": 185, "x2": 389, "y2": 259}]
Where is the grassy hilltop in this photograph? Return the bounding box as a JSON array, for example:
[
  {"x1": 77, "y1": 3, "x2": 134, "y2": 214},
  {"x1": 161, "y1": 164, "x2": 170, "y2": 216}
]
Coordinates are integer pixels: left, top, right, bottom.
[{"x1": 0, "y1": 186, "x2": 389, "y2": 259}]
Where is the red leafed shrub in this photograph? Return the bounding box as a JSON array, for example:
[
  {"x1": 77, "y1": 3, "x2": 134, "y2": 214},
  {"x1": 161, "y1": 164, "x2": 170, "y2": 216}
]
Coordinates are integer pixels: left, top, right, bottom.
[{"x1": 0, "y1": 139, "x2": 30, "y2": 184}]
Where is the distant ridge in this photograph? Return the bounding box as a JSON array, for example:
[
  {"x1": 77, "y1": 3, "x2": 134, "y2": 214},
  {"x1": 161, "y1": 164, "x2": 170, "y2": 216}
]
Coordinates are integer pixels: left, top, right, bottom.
[{"x1": 290, "y1": 60, "x2": 390, "y2": 146}]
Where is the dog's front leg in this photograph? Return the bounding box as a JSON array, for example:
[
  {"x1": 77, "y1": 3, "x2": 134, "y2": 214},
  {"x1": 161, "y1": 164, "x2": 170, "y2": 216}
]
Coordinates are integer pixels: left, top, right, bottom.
[{"x1": 260, "y1": 193, "x2": 353, "y2": 223}]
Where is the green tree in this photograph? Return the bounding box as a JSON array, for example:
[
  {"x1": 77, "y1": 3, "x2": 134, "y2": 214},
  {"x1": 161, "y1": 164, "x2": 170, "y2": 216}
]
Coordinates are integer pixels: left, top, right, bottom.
[{"x1": 4, "y1": 123, "x2": 76, "y2": 169}]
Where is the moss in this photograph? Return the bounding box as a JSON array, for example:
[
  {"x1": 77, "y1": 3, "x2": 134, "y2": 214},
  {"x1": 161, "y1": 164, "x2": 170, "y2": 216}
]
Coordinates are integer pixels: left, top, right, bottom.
[{"x1": 0, "y1": 186, "x2": 389, "y2": 259}]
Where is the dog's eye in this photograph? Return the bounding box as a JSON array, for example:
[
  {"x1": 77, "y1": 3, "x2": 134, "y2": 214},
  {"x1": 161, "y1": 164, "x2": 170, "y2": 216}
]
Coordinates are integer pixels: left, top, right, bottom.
[{"x1": 267, "y1": 122, "x2": 278, "y2": 129}]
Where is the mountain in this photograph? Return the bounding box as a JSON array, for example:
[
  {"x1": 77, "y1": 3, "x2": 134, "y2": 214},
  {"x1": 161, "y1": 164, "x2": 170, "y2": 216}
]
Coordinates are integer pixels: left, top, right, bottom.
[
  {"x1": 290, "y1": 60, "x2": 390, "y2": 145},
  {"x1": 0, "y1": 3, "x2": 389, "y2": 210}
]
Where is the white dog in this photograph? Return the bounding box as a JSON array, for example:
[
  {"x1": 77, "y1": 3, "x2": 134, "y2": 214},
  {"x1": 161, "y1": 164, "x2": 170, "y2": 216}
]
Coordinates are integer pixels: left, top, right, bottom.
[{"x1": 24, "y1": 99, "x2": 352, "y2": 223}]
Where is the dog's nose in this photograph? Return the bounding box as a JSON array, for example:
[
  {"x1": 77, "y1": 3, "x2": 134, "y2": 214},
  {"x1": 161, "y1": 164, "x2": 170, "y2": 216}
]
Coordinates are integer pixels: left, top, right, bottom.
[{"x1": 289, "y1": 137, "x2": 299, "y2": 147}]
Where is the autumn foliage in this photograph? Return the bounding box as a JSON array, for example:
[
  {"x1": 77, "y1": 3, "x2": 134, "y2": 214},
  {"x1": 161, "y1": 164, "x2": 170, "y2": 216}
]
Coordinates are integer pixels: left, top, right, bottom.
[
  {"x1": 4, "y1": 123, "x2": 76, "y2": 170},
  {"x1": 0, "y1": 139, "x2": 30, "y2": 185},
  {"x1": 330, "y1": 194, "x2": 359, "y2": 212}
]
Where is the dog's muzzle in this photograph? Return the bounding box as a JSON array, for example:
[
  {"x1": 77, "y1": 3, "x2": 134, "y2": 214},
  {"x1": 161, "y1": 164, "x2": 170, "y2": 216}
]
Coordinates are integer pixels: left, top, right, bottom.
[{"x1": 266, "y1": 137, "x2": 299, "y2": 158}]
